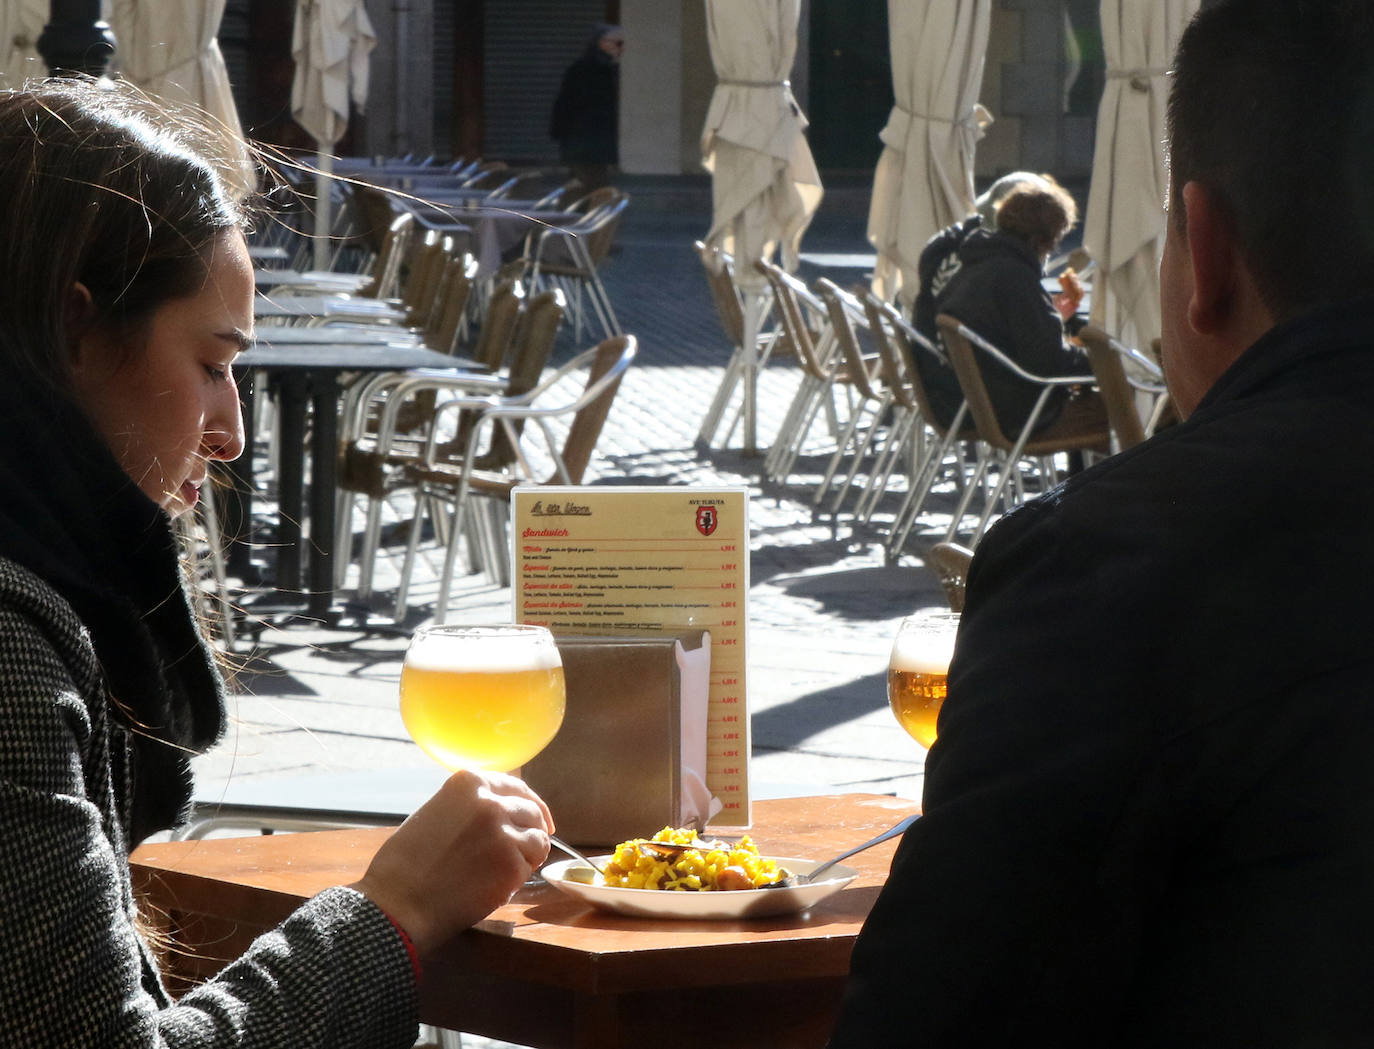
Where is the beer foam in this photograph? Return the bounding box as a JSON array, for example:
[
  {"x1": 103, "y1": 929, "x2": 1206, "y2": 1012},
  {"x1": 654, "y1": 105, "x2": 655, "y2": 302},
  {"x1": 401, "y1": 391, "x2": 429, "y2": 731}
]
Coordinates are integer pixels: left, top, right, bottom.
[
  {"x1": 889, "y1": 630, "x2": 956, "y2": 676},
  {"x1": 405, "y1": 628, "x2": 562, "y2": 673}
]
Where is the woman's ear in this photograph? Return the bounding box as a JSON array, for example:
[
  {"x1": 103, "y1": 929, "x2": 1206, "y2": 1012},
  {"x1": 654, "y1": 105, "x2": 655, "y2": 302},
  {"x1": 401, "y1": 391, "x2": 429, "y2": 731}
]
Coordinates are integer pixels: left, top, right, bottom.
[{"x1": 66, "y1": 282, "x2": 101, "y2": 373}]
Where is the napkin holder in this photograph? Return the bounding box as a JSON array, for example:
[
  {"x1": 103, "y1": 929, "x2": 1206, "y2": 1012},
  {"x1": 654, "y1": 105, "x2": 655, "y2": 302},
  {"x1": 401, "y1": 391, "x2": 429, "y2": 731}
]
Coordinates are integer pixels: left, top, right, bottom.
[{"x1": 522, "y1": 631, "x2": 715, "y2": 848}]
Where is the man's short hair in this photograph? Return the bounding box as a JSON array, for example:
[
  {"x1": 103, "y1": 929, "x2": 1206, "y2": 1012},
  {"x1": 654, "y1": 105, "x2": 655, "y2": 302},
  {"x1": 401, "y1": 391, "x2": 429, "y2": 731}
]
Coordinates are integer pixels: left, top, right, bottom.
[
  {"x1": 993, "y1": 179, "x2": 1078, "y2": 258},
  {"x1": 1168, "y1": 0, "x2": 1374, "y2": 322}
]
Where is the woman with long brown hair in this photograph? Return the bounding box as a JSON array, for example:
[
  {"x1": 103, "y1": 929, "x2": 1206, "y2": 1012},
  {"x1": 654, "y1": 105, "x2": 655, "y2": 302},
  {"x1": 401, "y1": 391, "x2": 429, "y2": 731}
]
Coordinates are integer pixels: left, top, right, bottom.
[{"x1": 0, "y1": 79, "x2": 552, "y2": 1047}]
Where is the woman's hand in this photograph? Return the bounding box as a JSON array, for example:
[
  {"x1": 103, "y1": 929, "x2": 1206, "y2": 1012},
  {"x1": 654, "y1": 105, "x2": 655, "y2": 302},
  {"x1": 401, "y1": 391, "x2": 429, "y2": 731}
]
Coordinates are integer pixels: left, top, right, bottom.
[{"x1": 349, "y1": 769, "x2": 553, "y2": 956}]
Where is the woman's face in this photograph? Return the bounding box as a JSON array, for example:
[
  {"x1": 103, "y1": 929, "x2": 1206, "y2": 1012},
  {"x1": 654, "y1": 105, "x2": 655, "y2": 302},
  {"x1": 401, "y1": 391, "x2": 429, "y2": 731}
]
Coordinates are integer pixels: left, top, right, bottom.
[{"x1": 73, "y1": 231, "x2": 252, "y2": 517}]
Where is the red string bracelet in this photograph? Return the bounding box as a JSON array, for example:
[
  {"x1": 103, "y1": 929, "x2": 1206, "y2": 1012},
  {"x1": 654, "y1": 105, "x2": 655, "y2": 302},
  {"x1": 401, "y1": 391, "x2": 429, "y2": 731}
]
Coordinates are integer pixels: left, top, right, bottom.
[{"x1": 381, "y1": 911, "x2": 422, "y2": 982}]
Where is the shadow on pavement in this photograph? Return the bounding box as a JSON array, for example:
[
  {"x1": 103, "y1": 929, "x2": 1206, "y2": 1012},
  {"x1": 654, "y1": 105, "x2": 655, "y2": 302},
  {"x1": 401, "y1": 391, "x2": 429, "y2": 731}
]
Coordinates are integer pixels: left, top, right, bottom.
[{"x1": 751, "y1": 669, "x2": 890, "y2": 751}]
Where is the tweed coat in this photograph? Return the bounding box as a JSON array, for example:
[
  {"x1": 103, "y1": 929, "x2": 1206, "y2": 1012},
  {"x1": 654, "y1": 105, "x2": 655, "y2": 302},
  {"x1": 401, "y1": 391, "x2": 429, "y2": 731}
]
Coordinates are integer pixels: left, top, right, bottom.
[{"x1": 0, "y1": 557, "x2": 417, "y2": 1047}]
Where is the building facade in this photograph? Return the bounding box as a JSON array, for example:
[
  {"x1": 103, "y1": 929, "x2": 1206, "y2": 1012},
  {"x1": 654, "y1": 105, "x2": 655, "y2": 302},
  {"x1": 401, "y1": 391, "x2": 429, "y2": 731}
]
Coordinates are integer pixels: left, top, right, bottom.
[{"x1": 220, "y1": 0, "x2": 1101, "y2": 182}]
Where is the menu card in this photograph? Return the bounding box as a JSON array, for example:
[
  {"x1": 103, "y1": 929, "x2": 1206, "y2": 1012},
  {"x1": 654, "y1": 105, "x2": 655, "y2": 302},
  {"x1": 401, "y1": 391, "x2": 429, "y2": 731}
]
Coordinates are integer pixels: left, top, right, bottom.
[{"x1": 511, "y1": 486, "x2": 750, "y2": 826}]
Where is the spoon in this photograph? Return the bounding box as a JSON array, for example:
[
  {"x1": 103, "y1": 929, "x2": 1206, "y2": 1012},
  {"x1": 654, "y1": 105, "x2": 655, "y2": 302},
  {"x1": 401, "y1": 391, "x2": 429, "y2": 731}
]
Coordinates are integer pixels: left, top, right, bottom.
[
  {"x1": 636, "y1": 837, "x2": 735, "y2": 859},
  {"x1": 548, "y1": 835, "x2": 606, "y2": 877},
  {"x1": 767, "y1": 812, "x2": 921, "y2": 888}
]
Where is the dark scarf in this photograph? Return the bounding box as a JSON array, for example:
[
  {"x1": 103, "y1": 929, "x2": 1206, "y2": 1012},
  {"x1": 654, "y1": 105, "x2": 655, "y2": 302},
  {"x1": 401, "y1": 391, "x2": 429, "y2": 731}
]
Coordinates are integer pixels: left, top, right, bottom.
[{"x1": 0, "y1": 359, "x2": 225, "y2": 845}]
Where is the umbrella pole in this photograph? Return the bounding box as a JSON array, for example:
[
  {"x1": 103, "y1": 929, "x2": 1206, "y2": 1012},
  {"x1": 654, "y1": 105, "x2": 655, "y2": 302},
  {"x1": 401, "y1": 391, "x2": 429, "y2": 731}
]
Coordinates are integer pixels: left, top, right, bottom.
[
  {"x1": 742, "y1": 289, "x2": 766, "y2": 456},
  {"x1": 313, "y1": 146, "x2": 333, "y2": 272}
]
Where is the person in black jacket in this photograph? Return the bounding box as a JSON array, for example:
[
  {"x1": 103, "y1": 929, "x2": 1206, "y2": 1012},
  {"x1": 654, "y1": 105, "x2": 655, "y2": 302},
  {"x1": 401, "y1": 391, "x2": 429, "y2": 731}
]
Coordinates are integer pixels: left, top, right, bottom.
[
  {"x1": 828, "y1": 2, "x2": 1374, "y2": 1046},
  {"x1": 910, "y1": 170, "x2": 1056, "y2": 427},
  {"x1": 930, "y1": 178, "x2": 1090, "y2": 438},
  {"x1": 549, "y1": 23, "x2": 623, "y2": 191}
]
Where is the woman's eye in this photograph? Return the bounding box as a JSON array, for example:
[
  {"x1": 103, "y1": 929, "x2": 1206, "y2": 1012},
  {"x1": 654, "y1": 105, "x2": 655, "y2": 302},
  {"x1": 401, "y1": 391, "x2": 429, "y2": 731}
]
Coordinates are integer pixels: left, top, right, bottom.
[{"x1": 204, "y1": 364, "x2": 230, "y2": 383}]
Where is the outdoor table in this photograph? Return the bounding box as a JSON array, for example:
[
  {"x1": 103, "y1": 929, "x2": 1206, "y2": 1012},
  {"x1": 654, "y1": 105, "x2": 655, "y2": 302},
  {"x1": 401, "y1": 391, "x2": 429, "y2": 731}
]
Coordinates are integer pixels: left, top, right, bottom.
[
  {"x1": 225, "y1": 339, "x2": 500, "y2": 618},
  {"x1": 393, "y1": 198, "x2": 578, "y2": 276},
  {"x1": 329, "y1": 158, "x2": 468, "y2": 177},
  {"x1": 131, "y1": 792, "x2": 915, "y2": 1049},
  {"x1": 248, "y1": 244, "x2": 291, "y2": 264},
  {"x1": 247, "y1": 324, "x2": 421, "y2": 346},
  {"x1": 255, "y1": 295, "x2": 410, "y2": 323},
  {"x1": 254, "y1": 268, "x2": 374, "y2": 293}
]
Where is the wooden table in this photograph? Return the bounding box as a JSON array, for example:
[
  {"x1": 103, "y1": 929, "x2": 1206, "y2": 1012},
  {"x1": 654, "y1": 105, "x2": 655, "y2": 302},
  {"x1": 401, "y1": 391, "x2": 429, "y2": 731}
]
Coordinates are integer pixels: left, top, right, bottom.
[{"x1": 131, "y1": 793, "x2": 916, "y2": 1049}]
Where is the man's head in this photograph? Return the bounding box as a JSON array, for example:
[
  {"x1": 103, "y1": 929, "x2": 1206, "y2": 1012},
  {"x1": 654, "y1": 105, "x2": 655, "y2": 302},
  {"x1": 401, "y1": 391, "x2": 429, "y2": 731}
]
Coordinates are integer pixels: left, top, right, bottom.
[{"x1": 1161, "y1": 0, "x2": 1374, "y2": 415}]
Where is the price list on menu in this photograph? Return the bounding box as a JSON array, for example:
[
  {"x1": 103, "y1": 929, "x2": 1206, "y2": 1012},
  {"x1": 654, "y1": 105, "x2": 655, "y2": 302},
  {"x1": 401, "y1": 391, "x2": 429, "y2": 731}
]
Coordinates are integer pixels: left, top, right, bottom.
[{"x1": 511, "y1": 486, "x2": 750, "y2": 825}]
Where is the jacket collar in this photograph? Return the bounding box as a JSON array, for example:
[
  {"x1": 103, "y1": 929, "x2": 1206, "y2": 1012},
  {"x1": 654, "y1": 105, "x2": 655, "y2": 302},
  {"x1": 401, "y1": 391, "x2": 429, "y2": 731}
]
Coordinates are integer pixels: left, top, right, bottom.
[{"x1": 1193, "y1": 297, "x2": 1374, "y2": 414}]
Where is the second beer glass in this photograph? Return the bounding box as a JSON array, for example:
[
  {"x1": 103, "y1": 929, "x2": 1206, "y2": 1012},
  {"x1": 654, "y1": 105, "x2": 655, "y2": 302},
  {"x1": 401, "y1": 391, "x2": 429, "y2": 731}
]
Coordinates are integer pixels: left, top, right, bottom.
[{"x1": 887, "y1": 612, "x2": 960, "y2": 750}]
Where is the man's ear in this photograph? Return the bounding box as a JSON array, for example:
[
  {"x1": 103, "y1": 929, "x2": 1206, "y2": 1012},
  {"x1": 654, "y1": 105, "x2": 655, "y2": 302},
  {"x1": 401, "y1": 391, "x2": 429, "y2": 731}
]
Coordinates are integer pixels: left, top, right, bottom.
[{"x1": 1180, "y1": 181, "x2": 1238, "y2": 336}]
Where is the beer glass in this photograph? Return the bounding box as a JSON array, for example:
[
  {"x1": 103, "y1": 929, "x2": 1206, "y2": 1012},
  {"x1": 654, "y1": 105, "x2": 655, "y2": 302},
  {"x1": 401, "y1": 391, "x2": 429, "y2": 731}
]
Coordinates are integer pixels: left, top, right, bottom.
[
  {"x1": 887, "y1": 612, "x2": 960, "y2": 750},
  {"x1": 400, "y1": 624, "x2": 566, "y2": 771}
]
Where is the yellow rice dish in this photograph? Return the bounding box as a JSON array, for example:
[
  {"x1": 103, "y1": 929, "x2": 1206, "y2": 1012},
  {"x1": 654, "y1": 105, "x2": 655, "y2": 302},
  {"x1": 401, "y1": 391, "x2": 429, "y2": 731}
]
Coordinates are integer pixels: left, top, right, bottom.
[{"x1": 602, "y1": 826, "x2": 787, "y2": 891}]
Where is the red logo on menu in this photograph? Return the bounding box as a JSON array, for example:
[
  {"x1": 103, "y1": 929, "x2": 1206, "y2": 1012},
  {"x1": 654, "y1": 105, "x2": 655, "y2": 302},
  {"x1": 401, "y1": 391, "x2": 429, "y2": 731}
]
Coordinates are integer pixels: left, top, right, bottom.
[{"x1": 695, "y1": 506, "x2": 718, "y2": 536}]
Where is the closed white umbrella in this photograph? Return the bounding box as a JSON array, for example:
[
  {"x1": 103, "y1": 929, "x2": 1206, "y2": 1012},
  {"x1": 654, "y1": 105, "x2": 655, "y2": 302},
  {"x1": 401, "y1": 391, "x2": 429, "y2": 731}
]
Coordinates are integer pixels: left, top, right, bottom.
[
  {"x1": 867, "y1": 0, "x2": 992, "y2": 307},
  {"x1": 1082, "y1": 0, "x2": 1199, "y2": 350},
  {"x1": 701, "y1": 0, "x2": 823, "y2": 454},
  {"x1": 0, "y1": 1, "x2": 47, "y2": 86},
  {"x1": 109, "y1": 0, "x2": 254, "y2": 197},
  {"x1": 292, "y1": 0, "x2": 376, "y2": 270}
]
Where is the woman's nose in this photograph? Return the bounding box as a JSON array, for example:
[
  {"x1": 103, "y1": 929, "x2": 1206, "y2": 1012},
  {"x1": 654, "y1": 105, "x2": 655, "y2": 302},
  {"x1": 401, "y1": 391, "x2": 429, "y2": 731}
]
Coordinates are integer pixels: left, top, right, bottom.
[{"x1": 204, "y1": 381, "x2": 246, "y2": 463}]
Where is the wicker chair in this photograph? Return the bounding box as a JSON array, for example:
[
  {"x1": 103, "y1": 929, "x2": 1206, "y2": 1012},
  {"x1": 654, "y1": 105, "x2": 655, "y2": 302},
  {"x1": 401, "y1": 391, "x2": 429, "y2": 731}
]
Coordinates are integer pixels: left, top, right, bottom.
[
  {"x1": 397, "y1": 335, "x2": 638, "y2": 622},
  {"x1": 935, "y1": 314, "x2": 1111, "y2": 546},
  {"x1": 927, "y1": 541, "x2": 973, "y2": 612}
]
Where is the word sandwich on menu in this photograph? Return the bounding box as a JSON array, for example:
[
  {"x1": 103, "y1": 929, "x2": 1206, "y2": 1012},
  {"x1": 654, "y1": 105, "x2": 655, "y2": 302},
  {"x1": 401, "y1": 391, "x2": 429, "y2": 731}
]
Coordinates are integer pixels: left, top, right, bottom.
[{"x1": 511, "y1": 486, "x2": 750, "y2": 827}]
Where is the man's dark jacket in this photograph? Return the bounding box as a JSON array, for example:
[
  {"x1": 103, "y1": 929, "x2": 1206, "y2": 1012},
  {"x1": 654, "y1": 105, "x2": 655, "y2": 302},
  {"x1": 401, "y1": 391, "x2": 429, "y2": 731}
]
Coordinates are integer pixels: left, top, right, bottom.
[
  {"x1": 549, "y1": 49, "x2": 618, "y2": 164},
  {"x1": 828, "y1": 298, "x2": 1374, "y2": 1048}
]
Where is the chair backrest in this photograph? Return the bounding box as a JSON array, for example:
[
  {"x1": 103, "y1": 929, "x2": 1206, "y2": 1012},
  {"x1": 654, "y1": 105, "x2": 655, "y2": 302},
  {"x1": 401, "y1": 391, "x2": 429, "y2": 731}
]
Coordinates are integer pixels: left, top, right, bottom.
[
  {"x1": 400, "y1": 230, "x2": 450, "y2": 316},
  {"x1": 1078, "y1": 324, "x2": 1146, "y2": 450},
  {"x1": 372, "y1": 212, "x2": 416, "y2": 300},
  {"x1": 568, "y1": 185, "x2": 619, "y2": 213},
  {"x1": 473, "y1": 279, "x2": 526, "y2": 370},
  {"x1": 428, "y1": 253, "x2": 481, "y2": 355},
  {"x1": 356, "y1": 210, "x2": 415, "y2": 300},
  {"x1": 815, "y1": 278, "x2": 882, "y2": 400},
  {"x1": 755, "y1": 259, "x2": 833, "y2": 380},
  {"x1": 487, "y1": 169, "x2": 544, "y2": 200},
  {"x1": 928, "y1": 541, "x2": 973, "y2": 612},
  {"x1": 461, "y1": 159, "x2": 509, "y2": 188},
  {"x1": 506, "y1": 290, "x2": 567, "y2": 396},
  {"x1": 856, "y1": 288, "x2": 917, "y2": 411},
  {"x1": 482, "y1": 289, "x2": 567, "y2": 468},
  {"x1": 935, "y1": 313, "x2": 1017, "y2": 449},
  {"x1": 556, "y1": 335, "x2": 637, "y2": 484},
  {"x1": 349, "y1": 183, "x2": 402, "y2": 257},
  {"x1": 865, "y1": 294, "x2": 972, "y2": 434},
  {"x1": 533, "y1": 179, "x2": 582, "y2": 210},
  {"x1": 694, "y1": 239, "x2": 745, "y2": 347},
  {"x1": 577, "y1": 193, "x2": 629, "y2": 267}
]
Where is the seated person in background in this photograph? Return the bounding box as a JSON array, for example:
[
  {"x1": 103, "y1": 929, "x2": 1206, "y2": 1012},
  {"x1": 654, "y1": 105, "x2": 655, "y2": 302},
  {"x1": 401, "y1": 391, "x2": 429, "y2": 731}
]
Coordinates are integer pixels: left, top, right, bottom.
[
  {"x1": 920, "y1": 178, "x2": 1089, "y2": 438},
  {"x1": 910, "y1": 171, "x2": 1057, "y2": 426}
]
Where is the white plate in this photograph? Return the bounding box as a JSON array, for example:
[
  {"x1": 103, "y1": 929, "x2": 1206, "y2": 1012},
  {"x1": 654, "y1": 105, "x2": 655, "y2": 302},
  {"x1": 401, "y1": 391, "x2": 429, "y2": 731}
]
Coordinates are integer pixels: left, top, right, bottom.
[{"x1": 539, "y1": 856, "x2": 858, "y2": 920}]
